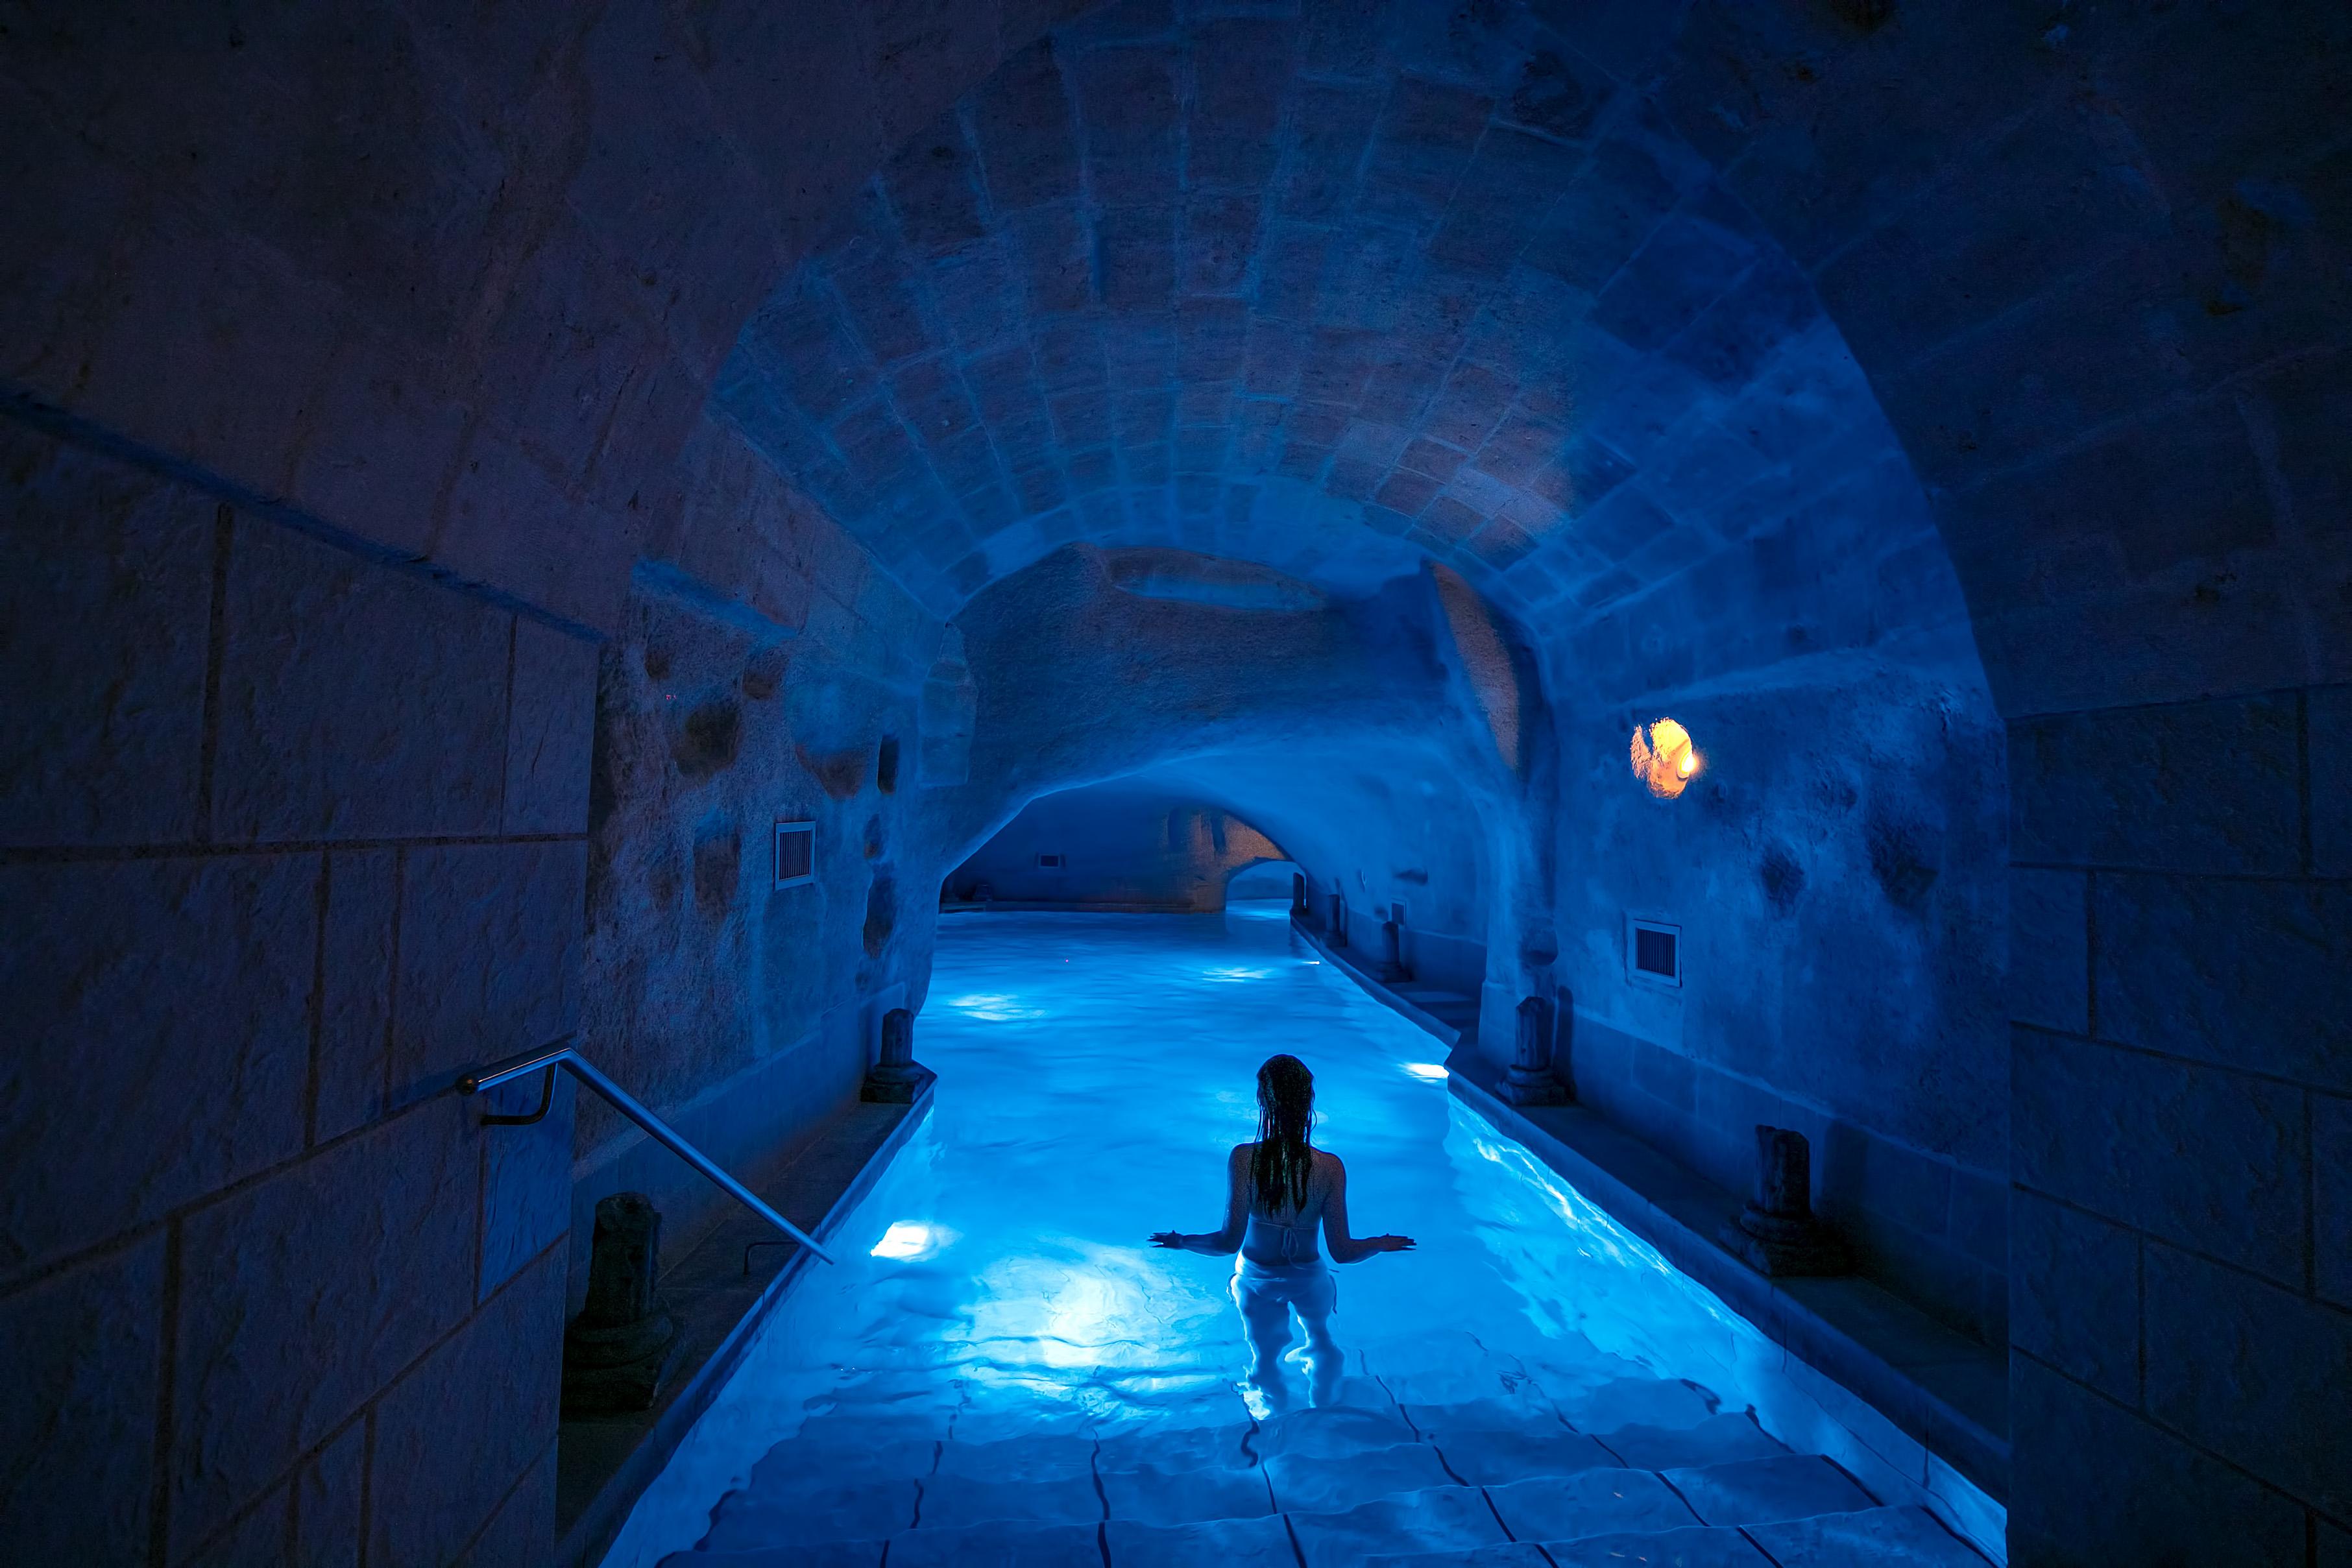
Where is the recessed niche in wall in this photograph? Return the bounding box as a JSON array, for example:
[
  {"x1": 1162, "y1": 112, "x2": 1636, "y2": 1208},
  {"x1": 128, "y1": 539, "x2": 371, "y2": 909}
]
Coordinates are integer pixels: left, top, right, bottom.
[
  {"x1": 1631, "y1": 718, "x2": 1701, "y2": 799},
  {"x1": 876, "y1": 735, "x2": 901, "y2": 793},
  {"x1": 1036, "y1": 852, "x2": 1065, "y2": 870},
  {"x1": 773, "y1": 820, "x2": 816, "y2": 889},
  {"x1": 1628, "y1": 917, "x2": 1681, "y2": 988}
]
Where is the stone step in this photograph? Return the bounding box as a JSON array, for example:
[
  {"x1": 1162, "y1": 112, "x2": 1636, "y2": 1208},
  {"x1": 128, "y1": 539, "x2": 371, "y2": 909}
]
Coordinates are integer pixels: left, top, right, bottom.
[
  {"x1": 1104, "y1": 1514, "x2": 1300, "y2": 1567},
  {"x1": 1264, "y1": 1438, "x2": 1461, "y2": 1514},
  {"x1": 1664, "y1": 1453, "x2": 1877, "y2": 1528},
  {"x1": 1743, "y1": 1504, "x2": 1994, "y2": 1565},
  {"x1": 1425, "y1": 1425, "x2": 1622, "y2": 1486},
  {"x1": 1359, "y1": 1545, "x2": 1555, "y2": 1568},
  {"x1": 1101, "y1": 1458, "x2": 1274, "y2": 1525},
  {"x1": 1483, "y1": 1466, "x2": 1704, "y2": 1540},
  {"x1": 1592, "y1": 1412, "x2": 1788, "y2": 1470},
  {"x1": 1541, "y1": 1525, "x2": 1778, "y2": 1566},
  {"x1": 1285, "y1": 1483, "x2": 1512, "y2": 1568}
]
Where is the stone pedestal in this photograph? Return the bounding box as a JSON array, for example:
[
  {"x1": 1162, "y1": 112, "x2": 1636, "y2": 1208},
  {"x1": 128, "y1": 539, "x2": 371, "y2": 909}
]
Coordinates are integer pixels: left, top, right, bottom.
[
  {"x1": 1377, "y1": 917, "x2": 1412, "y2": 982},
  {"x1": 862, "y1": 1006, "x2": 936, "y2": 1104},
  {"x1": 562, "y1": 1192, "x2": 681, "y2": 1416},
  {"x1": 1290, "y1": 872, "x2": 1309, "y2": 919},
  {"x1": 1327, "y1": 891, "x2": 1348, "y2": 946},
  {"x1": 1722, "y1": 1126, "x2": 1849, "y2": 1276},
  {"x1": 1499, "y1": 993, "x2": 1570, "y2": 1105}
]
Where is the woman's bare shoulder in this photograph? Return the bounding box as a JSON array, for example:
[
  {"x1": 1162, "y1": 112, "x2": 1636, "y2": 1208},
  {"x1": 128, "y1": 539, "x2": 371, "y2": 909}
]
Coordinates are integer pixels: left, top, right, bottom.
[{"x1": 1312, "y1": 1148, "x2": 1346, "y2": 1176}]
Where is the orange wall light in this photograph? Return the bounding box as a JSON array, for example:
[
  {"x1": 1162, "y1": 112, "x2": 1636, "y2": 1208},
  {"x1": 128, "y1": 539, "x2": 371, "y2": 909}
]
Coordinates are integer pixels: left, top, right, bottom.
[{"x1": 1631, "y1": 718, "x2": 1701, "y2": 799}]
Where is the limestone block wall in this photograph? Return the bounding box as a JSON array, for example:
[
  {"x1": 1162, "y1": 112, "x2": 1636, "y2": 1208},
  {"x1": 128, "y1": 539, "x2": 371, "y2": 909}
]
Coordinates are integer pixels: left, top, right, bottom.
[
  {"x1": 1, "y1": 417, "x2": 594, "y2": 1563},
  {"x1": 949, "y1": 784, "x2": 1282, "y2": 910},
  {"x1": 2005, "y1": 686, "x2": 2352, "y2": 1562}
]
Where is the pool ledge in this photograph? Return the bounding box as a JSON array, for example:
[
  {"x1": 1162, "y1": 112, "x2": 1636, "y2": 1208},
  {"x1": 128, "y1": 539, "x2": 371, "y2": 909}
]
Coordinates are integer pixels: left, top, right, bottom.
[
  {"x1": 1289, "y1": 913, "x2": 2007, "y2": 1516},
  {"x1": 552, "y1": 1085, "x2": 935, "y2": 1568}
]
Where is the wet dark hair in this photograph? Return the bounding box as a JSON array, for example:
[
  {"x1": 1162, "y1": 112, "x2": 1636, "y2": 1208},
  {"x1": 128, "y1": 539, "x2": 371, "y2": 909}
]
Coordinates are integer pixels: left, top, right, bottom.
[{"x1": 1250, "y1": 1054, "x2": 1315, "y2": 1213}]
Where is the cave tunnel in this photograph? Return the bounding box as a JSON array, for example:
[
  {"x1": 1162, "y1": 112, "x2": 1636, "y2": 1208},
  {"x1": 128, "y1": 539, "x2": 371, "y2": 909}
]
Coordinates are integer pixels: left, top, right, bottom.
[{"x1": 3, "y1": 3, "x2": 2347, "y2": 1565}]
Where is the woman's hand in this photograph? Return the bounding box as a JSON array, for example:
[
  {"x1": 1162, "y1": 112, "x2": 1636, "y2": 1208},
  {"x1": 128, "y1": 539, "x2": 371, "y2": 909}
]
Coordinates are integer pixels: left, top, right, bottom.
[
  {"x1": 1149, "y1": 1231, "x2": 1188, "y2": 1249},
  {"x1": 1370, "y1": 1234, "x2": 1416, "y2": 1253}
]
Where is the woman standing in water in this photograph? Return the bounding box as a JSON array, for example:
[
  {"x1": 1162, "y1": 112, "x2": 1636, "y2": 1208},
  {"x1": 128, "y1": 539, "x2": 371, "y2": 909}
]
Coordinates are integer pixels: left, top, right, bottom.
[{"x1": 1152, "y1": 1054, "x2": 1415, "y2": 1414}]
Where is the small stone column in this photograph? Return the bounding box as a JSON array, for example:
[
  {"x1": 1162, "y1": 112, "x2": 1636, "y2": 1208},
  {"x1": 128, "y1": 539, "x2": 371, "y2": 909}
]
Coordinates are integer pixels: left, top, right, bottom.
[
  {"x1": 862, "y1": 1006, "x2": 936, "y2": 1104},
  {"x1": 1377, "y1": 917, "x2": 1412, "y2": 982},
  {"x1": 562, "y1": 1193, "x2": 681, "y2": 1416},
  {"x1": 1722, "y1": 1126, "x2": 1848, "y2": 1276},
  {"x1": 1290, "y1": 872, "x2": 1309, "y2": 919},
  {"x1": 1327, "y1": 891, "x2": 1348, "y2": 946},
  {"x1": 1499, "y1": 995, "x2": 1570, "y2": 1105}
]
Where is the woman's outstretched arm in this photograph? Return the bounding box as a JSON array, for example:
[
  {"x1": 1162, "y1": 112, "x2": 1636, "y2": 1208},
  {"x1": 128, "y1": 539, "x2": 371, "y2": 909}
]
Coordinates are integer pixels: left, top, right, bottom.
[
  {"x1": 1150, "y1": 1144, "x2": 1250, "y2": 1254},
  {"x1": 1320, "y1": 1155, "x2": 1416, "y2": 1264}
]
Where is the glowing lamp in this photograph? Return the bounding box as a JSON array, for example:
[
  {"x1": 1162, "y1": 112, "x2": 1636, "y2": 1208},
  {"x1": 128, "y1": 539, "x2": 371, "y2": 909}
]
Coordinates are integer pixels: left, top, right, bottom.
[{"x1": 1631, "y1": 718, "x2": 1701, "y2": 799}]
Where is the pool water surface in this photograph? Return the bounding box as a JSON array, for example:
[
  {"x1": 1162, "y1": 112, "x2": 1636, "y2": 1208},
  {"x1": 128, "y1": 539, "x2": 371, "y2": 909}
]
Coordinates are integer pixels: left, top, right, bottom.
[{"x1": 605, "y1": 906, "x2": 2002, "y2": 1564}]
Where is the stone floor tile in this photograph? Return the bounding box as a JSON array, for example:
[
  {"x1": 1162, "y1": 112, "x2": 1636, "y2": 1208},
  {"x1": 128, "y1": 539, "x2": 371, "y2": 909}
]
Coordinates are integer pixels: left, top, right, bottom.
[
  {"x1": 1101, "y1": 1459, "x2": 1274, "y2": 1524},
  {"x1": 1431, "y1": 1426, "x2": 1621, "y2": 1486},
  {"x1": 914, "y1": 1468, "x2": 1104, "y2": 1530},
  {"x1": 1560, "y1": 1377, "x2": 1721, "y2": 1432},
  {"x1": 1484, "y1": 1467, "x2": 1703, "y2": 1540},
  {"x1": 1542, "y1": 1524, "x2": 1775, "y2": 1565},
  {"x1": 1106, "y1": 1514, "x2": 1298, "y2": 1567},
  {"x1": 1595, "y1": 1413, "x2": 1786, "y2": 1469},
  {"x1": 1664, "y1": 1453, "x2": 1878, "y2": 1526},
  {"x1": 1267, "y1": 1439, "x2": 1457, "y2": 1513},
  {"x1": 1744, "y1": 1504, "x2": 1993, "y2": 1565},
  {"x1": 1286, "y1": 1484, "x2": 1509, "y2": 1568},
  {"x1": 886, "y1": 1519, "x2": 1104, "y2": 1567}
]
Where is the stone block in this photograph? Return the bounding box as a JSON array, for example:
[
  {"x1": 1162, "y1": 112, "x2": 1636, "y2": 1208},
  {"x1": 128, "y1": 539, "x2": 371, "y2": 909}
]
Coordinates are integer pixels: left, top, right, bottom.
[
  {"x1": 2006, "y1": 867, "x2": 2087, "y2": 1034},
  {"x1": 503, "y1": 618, "x2": 600, "y2": 838},
  {"x1": 479, "y1": 1070, "x2": 576, "y2": 1301},
  {"x1": 0, "y1": 1233, "x2": 166, "y2": 1562},
  {"x1": 2009, "y1": 1190, "x2": 2138, "y2": 1405},
  {"x1": 0, "y1": 856, "x2": 311, "y2": 1273},
  {"x1": 182, "y1": 1486, "x2": 291, "y2": 1568},
  {"x1": 2316, "y1": 684, "x2": 2352, "y2": 878},
  {"x1": 2013, "y1": 1029, "x2": 2305, "y2": 1288},
  {"x1": 369, "y1": 1249, "x2": 565, "y2": 1568},
  {"x1": 454, "y1": 1443, "x2": 556, "y2": 1568},
  {"x1": 295, "y1": 1419, "x2": 365, "y2": 1568},
  {"x1": 2009, "y1": 1355, "x2": 2304, "y2": 1567},
  {"x1": 1945, "y1": 1168, "x2": 2007, "y2": 1273},
  {"x1": 0, "y1": 426, "x2": 213, "y2": 847},
  {"x1": 213, "y1": 522, "x2": 512, "y2": 843},
  {"x1": 314, "y1": 849, "x2": 396, "y2": 1146},
  {"x1": 2144, "y1": 1244, "x2": 2352, "y2": 1515},
  {"x1": 2094, "y1": 873, "x2": 2352, "y2": 1092},
  {"x1": 392, "y1": 840, "x2": 587, "y2": 1107},
  {"x1": 1632, "y1": 1037, "x2": 1697, "y2": 1116},
  {"x1": 170, "y1": 1098, "x2": 479, "y2": 1556},
  {"x1": 2319, "y1": 1093, "x2": 2352, "y2": 1309},
  {"x1": 2008, "y1": 694, "x2": 2301, "y2": 875},
  {"x1": 973, "y1": 41, "x2": 1079, "y2": 214}
]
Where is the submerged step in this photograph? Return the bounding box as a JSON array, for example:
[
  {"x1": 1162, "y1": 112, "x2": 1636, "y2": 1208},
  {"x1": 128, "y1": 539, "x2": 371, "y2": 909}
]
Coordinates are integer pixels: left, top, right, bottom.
[
  {"x1": 1664, "y1": 1453, "x2": 1878, "y2": 1528},
  {"x1": 1484, "y1": 1467, "x2": 1703, "y2": 1540},
  {"x1": 1285, "y1": 1484, "x2": 1510, "y2": 1568},
  {"x1": 1743, "y1": 1504, "x2": 1993, "y2": 1565},
  {"x1": 1594, "y1": 1412, "x2": 1788, "y2": 1470},
  {"x1": 1104, "y1": 1514, "x2": 1300, "y2": 1567},
  {"x1": 1427, "y1": 1425, "x2": 1621, "y2": 1486},
  {"x1": 1542, "y1": 1525, "x2": 1776, "y2": 1566},
  {"x1": 1100, "y1": 1459, "x2": 1274, "y2": 1525},
  {"x1": 1265, "y1": 1439, "x2": 1460, "y2": 1514}
]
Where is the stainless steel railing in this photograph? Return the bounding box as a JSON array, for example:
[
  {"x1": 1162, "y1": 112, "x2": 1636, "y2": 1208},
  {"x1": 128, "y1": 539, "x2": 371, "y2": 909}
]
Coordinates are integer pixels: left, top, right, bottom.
[{"x1": 457, "y1": 1037, "x2": 836, "y2": 1265}]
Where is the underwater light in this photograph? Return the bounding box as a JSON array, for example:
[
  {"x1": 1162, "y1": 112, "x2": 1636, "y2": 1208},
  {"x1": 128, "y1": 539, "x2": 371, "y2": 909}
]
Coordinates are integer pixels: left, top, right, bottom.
[
  {"x1": 1401, "y1": 1062, "x2": 1449, "y2": 1081},
  {"x1": 871, "y1": 1222, "x2": 948, "y2": 1260},
  {"x1": 1631, "y1": 718, "x2": 1701, "y2": 799}
]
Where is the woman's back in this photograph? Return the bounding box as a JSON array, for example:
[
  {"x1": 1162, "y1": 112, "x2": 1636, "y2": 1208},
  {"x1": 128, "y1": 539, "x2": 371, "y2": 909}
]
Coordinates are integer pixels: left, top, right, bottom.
[{"x1": 1239, "y1": 1144, "x2": 1337, "y2": 1268}]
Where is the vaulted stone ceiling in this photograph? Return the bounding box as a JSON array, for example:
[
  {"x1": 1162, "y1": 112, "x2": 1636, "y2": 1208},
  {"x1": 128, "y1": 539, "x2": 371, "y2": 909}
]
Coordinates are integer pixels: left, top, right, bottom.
[{"x1": 713, "y1": 2, "x2": 1922, "y2": 633}]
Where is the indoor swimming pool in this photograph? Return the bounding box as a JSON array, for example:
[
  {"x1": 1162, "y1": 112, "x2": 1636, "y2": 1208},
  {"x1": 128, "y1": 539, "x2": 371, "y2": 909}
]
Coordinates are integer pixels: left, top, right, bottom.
[{"x1": 607, "y1": 908, "x2": 2001, "y2": 1567}]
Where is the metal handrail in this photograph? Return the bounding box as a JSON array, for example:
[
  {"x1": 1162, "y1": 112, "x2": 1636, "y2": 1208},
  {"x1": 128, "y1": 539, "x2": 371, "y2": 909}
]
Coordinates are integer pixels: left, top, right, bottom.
[{"x1": 457, "y1": 1037, "x2": 836, "y2": 1265}]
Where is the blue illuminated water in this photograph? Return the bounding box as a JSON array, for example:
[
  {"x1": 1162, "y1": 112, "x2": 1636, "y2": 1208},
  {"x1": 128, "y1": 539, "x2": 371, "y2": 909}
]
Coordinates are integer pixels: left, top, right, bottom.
[{"x1": 607, "y1": 907, "x2": 2002, "y2": 1564}]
